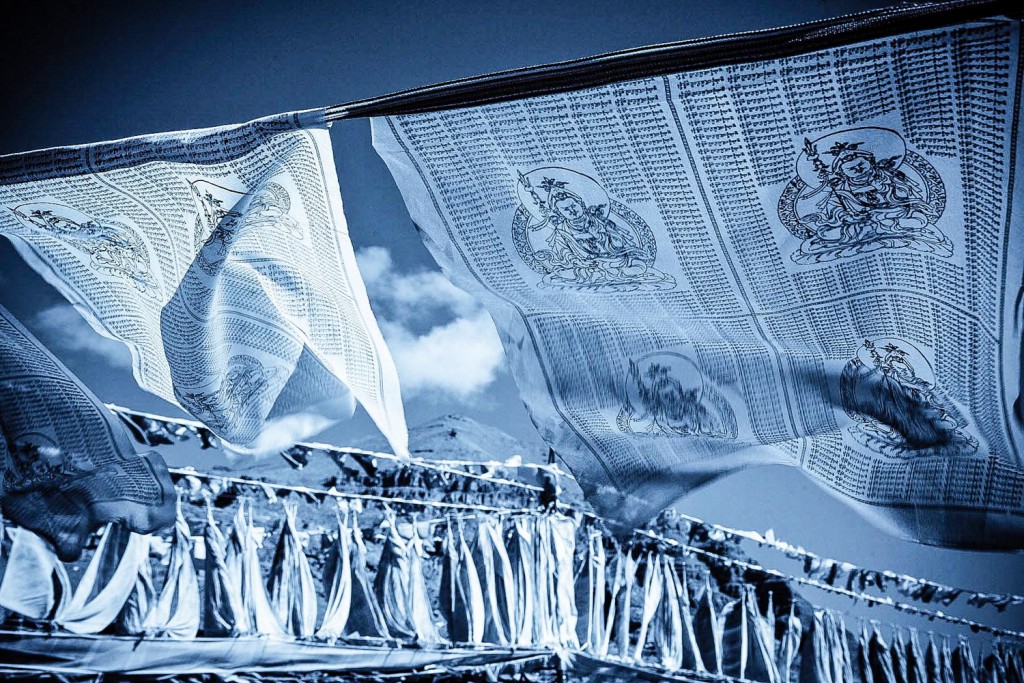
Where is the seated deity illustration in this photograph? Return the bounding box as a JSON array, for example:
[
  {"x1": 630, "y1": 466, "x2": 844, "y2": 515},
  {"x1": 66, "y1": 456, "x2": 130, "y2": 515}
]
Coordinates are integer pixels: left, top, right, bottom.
[
  {"x1": 191, "y1": 180, "x2": 302, "y2": 276},
  {"x1": 777, "y1": 127, "x2": 949, "y2": 264},
  {"x1": 839, "y1": 338, "x2": 977, "y2": 458},
  {"x1": 617, "y1": 351, "x2": 736, "y2": 439},
  {"x1": 175, "y1": 354, "x2": 283, "y2": 444},
  {"x1": 512, "y1": 167, "x2": 674, "y2": 291},
  {"x1": 11, "y1": 202, "x2": 155, "y2": 294}
]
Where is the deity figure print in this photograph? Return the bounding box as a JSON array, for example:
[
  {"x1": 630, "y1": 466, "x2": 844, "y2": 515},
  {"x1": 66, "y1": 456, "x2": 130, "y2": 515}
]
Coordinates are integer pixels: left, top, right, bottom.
[
  {"x1": 617, "y1": 351, "x2": 737, "y2": 439},
  {"x1": 175, "y1": 354, "x2": 284, "y2": 443},
  {"x1": 839, "y1": 338, "x2": 977, "y2": 458},
  {"x1": 11, "y1": 203, "x2": 155, "y2": 294},
  {"x1": 778, "y1": 127, "x2": 949, "y2": 264},
  {"x1": 512, "y1": 167, "x2": 675, "y2": 291},
  {"x1": 191, "y1": 180, "x2": 302, "y2": 276},
  {"x1": 1, "y1": 431, "x2": 81, "y2": 493}
]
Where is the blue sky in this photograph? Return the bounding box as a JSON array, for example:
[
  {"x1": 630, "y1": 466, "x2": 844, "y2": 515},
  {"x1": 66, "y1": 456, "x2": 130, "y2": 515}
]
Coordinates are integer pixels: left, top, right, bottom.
[{"x1": 1, "y1": 0, "x2": 1021, "y2": 641}]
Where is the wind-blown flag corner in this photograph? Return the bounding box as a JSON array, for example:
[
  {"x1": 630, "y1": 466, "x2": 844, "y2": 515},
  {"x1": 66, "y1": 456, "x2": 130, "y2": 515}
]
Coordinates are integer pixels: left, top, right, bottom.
[{"x1": 0, "y1": 109, "x2": 408, "y2": 458}]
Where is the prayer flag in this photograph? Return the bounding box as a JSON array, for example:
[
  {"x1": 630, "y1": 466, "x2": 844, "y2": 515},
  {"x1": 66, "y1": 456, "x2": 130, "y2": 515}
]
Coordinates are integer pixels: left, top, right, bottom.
[
  {"x1": 0, "y1": 304, "x2": 174, "y2": 560},
  {"x1": 0, "y1": 110, "x2": 407, "y2": 455},
  {"x1": 371, "y1": 1, "x2": 1024, "y2": 548}
]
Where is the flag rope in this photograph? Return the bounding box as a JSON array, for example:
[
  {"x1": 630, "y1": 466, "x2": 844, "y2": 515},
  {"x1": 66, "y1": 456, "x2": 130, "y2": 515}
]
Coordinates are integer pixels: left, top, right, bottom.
[
  {"x1": 114, "y1": 405, "x2": 1024, "y2": 634},
  {"x1": 632, "y1": 528, "x2": 1024, "y2": 641},
  {"x1": 109, "y1": 404, "x2": 544, "y2": 495},
  {"x1": 168, "y1": 467, "x2": 539, "y2": 517},
  {"x1": 667, "y1": 511, "x2": 1024, "y2": 613}
]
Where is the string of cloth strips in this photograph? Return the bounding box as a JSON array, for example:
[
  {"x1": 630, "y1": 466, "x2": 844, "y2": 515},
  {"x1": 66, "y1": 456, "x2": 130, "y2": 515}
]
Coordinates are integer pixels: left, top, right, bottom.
[
  {"x1": 115, "y1": 406, "x2": 1024, "y2": 618},
  {"x1": 0, "y1": 479, "x2": 1022, "y2": 683},
  {"x1": 2, "y1": 491, "x2": 1024, "y2": 679}
]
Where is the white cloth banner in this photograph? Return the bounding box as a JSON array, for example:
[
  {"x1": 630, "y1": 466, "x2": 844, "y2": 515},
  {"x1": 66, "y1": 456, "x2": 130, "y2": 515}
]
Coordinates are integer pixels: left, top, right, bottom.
[
  {"x1": 0, "y1": 110, "x2": 407, "y2": 456},
  {"x1": 373, "y1": 14, "x2": 1024, "y2": 548}
]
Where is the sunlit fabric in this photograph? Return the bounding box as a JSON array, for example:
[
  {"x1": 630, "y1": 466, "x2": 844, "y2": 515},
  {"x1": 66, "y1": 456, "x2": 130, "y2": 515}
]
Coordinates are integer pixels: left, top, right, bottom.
[
  {"x1": 694, "y1": 576, "x2": 724, "y2": 674},
  {"x1": 472, "y1": 514, "x2": 517, "y2": 646},
  {"x1": 439, "y1": 520, "x2": 485, "y2": 644},
  {"x1": 344, "y1": 510, "x2": 390, "y2": 639},
  {"x1": 907, "y1": 630, "x2": 929, "y2": 683},
  {"x1": 0, "y1": 526, "x2": 70, "y2": 619},
  {"x1": 316, "y1": 510, "x2": 353, "y2": 640},
  {"x1": 226, "y1": 501, "x2": 285, "y2": 636},
  {"x1": 0, "y1": 305, "x2": 174, "y2": 560},
  {"x1": 0, "y1": 110, "x2": 407, "y2": 456},
  {"x1": 143, "y1": 500, "x2": 200, "y2": 639},
  {"x1": 375, "y1": 512, "x2": 439, "y2": 642},
  {"x1": 576, "y1": 528, "x2": 606, "y2": 652},
  {"x1": 653, "y1": 554, "x2": 684, "y2": 670},
  {"x1": 779, "y1": 605, "x2": 802, "y2": 683},
  {"x1": 372, "y1": 10, "x2": 1024, "y2": 548},
  {"x1": 721, "y1": 586, "x2": 779, "y2": 683},
  {"x1": 117, "y1": 546, "x2": 156, "y2": 635},
  {"x1": 202, "y1": 504, "x2": 245, "y2": 637},
  {"x1": 58, "y1": 524, "x2": 150, "y2": 634},
  {"x1": 267, "y1": 502, "x2": 317, "y2": 637}
]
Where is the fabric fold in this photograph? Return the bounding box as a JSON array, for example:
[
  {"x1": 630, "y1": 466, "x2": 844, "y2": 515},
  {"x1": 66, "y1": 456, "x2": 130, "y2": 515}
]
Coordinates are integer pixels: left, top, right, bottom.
[
  {"x1": 508, "y1": 515, "x2": 538, "y2": 646},
  {"x1": 0, "y1": 526, "x2": 71, "y2": 620},
  {"x1": 779, "y1": 603, "x2": 802, "y2": 683},
  {"x1": 117, "y1": 544, "x2": 156, "y2": 635},
  {"x1": 634, "y1": 550, "x2": 665, "y2": 662},
  {"x1": 202, "y1": 503, "x2": 246, "y2": 636},
  {"x1": 375, "y1": 512, "x2": 439, "y2": 642},
  {"x1": 267, "y1": 501, "x2": 317, "y2": 637},
  {"x1": 654, "y1": 553, "x2": 683, "y2": 669},
  {"x1": 58, "y1": 524, "x2": 150, "y2": 634},
  {"x1": 144, "y1": 499, "x2": 200, "y2": 638},
  {"x1": 227, "y1": 501, "x2": 286, "y2": 636},
  {"x1": 440, "y1": 518, "x2": 485, "y2": 644},
  {"x1": 345, "y1": 511, "x2": 390, "y2": 639},
  {"x1": 472, "y1": 514, "x2": 516, "y2": 646},
  {"x1": 549, "y1": 513, "x2": 579, "y2": 649},
  {"x1": 694, "y1": 575, "x2": 723, "y2": 674},
  {"x1": 316, "y1": 509, "x2": 353, "y2": 640}
]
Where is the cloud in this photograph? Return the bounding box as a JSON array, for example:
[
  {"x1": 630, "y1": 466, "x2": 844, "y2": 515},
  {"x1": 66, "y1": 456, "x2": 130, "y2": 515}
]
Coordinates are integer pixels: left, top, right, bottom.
[
  {"x1": 356, "y1": 246, "x2": 505, "y2": 399},
  {"x1": 357, "y1": 246, "x2": 478, "y2": 323},
  {"x1": 33, "y1": 304, "x2": 132, "y2": 370},
  {"x1": 383, "y1": 311, "x2": 505, "y2": 400}
]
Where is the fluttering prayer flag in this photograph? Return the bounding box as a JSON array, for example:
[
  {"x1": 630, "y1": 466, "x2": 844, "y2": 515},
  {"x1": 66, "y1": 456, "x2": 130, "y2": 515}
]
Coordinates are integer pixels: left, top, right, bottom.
[
  {"x1": 370, "y1": 0, "x2": 1024, "y2": 548},
  {"x1": 0, "y1": 110, "x2": 407, "y2": 455},
  {"x1": 0, "y1": 304, "x2": 174, "y2": 560}
]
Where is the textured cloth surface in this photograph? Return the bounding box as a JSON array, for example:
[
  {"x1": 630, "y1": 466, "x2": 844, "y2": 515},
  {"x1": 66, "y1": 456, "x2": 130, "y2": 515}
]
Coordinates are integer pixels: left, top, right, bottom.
[
  {"x1": 373, "y1": 14, "x2": 1024, "y2": 548},
  {"x1": 0, "y1": 110, "x2": 406, "y2": 456}
]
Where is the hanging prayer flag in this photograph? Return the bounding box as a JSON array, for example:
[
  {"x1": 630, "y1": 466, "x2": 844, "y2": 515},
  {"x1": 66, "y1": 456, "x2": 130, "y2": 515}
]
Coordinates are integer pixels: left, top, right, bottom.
[
  {"x1": 370, "y1": 0, "x2": 1024, "y2": 548},
  {"x1": 0, "y1": 110, "x2": 407, "y2": 456},
  {"x1": 0, "y1": 304, "x2": 174, "y2": 560}
]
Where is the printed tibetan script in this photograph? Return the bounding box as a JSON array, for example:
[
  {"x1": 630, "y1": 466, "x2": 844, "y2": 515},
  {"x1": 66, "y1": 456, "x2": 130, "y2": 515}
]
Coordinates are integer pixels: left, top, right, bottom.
[
  {"x1": 0, "y1": 111, "x2": 407, "y2": 456},
  {"x1": 374, "y1": 19, "x2": 1024, "y2": 548}
]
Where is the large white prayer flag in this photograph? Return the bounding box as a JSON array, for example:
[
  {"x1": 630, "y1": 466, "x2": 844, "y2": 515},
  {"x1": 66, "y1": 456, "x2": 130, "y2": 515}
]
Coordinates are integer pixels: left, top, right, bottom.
[
  {"x1": 0, "y1": 110, "x2": 407, "y2": 456},
  {"x1": 372, "y1": 1, "x2": 1024, "y2": 548}
]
